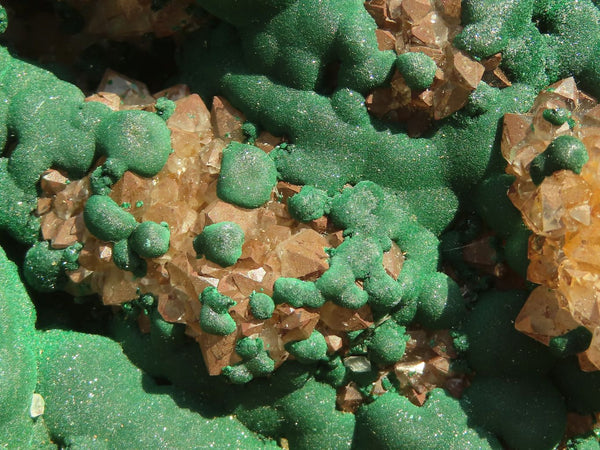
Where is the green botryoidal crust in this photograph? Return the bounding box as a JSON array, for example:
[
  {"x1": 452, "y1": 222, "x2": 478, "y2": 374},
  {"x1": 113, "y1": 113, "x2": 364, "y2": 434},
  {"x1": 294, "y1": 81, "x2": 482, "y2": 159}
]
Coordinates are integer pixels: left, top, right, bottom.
[
  {"x1": 23, "y1": 242, "x2": 82, "y2": 292},
  {"x1": 84, "y1": 195, "x2": 138, "y2": 242},
  {"x1": 222, "y1": 337, "x2": 275, "y2": 384},
  {"x1": 272, "y1": 278, "x2": 325, "y2": 308},
  {"x1": 0, "y1": 45, "x2": 172, "y2": 244},
  {"x1": 365, "y1": 320, "x2": 409, "y2": 366},
  {"x1": 287, "y1": 185, "x2": 330, "y2": 222},
  {"x1": 0, "y1": 246, "x2": 38, "y2": 447},
  {"x1": 128, "y1": 221, "x2": 171, "y2": 259},
  {"x1": 112, "y1": 239, "x2": 148, "y2": 277}
]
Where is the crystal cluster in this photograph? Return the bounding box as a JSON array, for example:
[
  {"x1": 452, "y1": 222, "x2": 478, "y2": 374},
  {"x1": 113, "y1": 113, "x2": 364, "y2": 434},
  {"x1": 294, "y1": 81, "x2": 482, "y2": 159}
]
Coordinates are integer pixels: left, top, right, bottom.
[
  {"x1": 36, "y1": 72, "x2": 397, "y2": 374},
  {"x1": 34, "y1": 70, "x2": 464, "y2": 407},
  {"x1": 503, "y1": 77, "x2": 600, "y2": 370},
  {"x1": 364, "y1": 0, "x2": 509, "y2": 133}
]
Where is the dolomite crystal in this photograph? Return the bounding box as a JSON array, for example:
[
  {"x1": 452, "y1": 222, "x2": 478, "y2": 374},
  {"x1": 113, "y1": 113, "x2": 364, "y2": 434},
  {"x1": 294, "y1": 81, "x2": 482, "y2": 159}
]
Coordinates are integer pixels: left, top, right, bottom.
[{"x1": 503, "y1": 77, "x2": 600, "y2": 370}]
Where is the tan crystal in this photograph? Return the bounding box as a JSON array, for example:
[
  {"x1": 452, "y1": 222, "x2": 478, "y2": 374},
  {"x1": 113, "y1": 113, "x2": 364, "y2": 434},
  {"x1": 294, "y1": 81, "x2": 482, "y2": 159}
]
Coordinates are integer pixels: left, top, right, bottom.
[
  {"x1": 336, "y1": 383, "x2": 364, "y2": 413},
  {"x1": 97, "y1": 70, "x2": 154, "y2": 107},
  {"x1": 211, "y1": 96, "x2": 246, "y2": 142},
  {"x1": 318, "y1": 302, "x2": 374, "y2": 332},
  {"x1": 40, "y1": 169, "x2": 69, "y2": 195},
  {"x1": 504, "y1": 78, "x2": 600, "y2": 369}
]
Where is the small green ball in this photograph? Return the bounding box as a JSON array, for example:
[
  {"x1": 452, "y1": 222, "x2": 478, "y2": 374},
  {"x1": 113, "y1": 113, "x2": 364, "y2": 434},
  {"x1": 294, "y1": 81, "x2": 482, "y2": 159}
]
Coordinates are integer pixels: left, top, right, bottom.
[
  {"x1": 396, "y1": 52, "x2": 438, "y2": 91},
  {"x1": 23, "y1": 241, "x2": 67, "y2": 292},
  {"x1": 193, "y1": 221, "x2": 245, "y2": 267},
  {"x1": 530, "y1": 135, "x2": 589, "y2": 185},
  {"x1": 287, "y1": 186, "x2": 329, "y2": 222},
  {"x1": 129, "y1": 221, "x2": 170, "y2": 259},
  {"x1": 285, "y1": 330, "x2": 328, "y2": 364},
  {"x1": 249, "y1": 292, "x2": 275, "y2": 320},
  {"x1": 155, "y1": 97, "x2": 176, "y2": 121},
  {"x1": 367, "y1": 320, "x2": 408, "y2": 365}
]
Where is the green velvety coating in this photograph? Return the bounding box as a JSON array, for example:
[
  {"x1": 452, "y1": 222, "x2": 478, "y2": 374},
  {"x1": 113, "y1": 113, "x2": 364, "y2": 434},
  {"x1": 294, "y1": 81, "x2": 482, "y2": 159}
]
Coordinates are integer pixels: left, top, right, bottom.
[
  {"x1": 287, "y1": 185, "x2": 330, "y2": 222},
  {"x1": 217, "y1": 142, "x2": 277, "y2": 208},
  {"x1": 83, "y1": 195, "x2": 138, "y2": 242},
  {"x1": 36, "y1": 329, "x2": 276, "y2": 448},
  {"x1": 249, "y1": 292, "x2": 275, "y2": 320},
  {"x1": 199, "y1": 286, "x2": 237, "y2": 335},
  {"x1": 197, "y1": 0, "x2": 395, "y2": 93},
  {"x1": 314, "y1": 181, "x2": 445, "y2": 313},
  {"x1": 565, "y1": 432, "x2": 600, "y2": 449},
  {"x1": 231, "y1": 373, "x2": 356, "y2": 448},
  {"x1": 460, "y1": 290, "x2": 556, "y2": 376},
  {"x1": 415, "y1": 272, "x2": 466, "y2": 329},
  {"x1": 276, "y1": 379, "x2": 355, "y2": 449},
  {"x1": 95, "y1": 110, "x2": 172, "y2": 178},
  {"x1": 128, "y1": 221, "x2": 170, "y2": 259},
  {"x1": 552, "y1": 356, "x2": 600, "y2": 414},
  {"x1": 0, "y1": 246, "x2": 38, "y2": 447},
  {"x1": 503, "y1": 227, "x2": 531, "y2": 278},
  {"x1": 316, "y1": 356, "x2": 348, "y2": 388},
  {"x1": 474, "y1": 174, "x2": 523, "y2": 238},
  {"x1": 0, "y1": 159, "x2": 39, "y2": 244},
  {"x1": 530, "y1": 135, "x2": 589, "y2": 185},
  {"x1": 285, "y1": 330, "x2": 328, "y2": 364},
  {"x1": 456, "y1": 0, "x2": 600, "y2": 96},
  {"x1": 110, "y1": 308, "x2": 233, "y2": 413},
  {"x1": 354, "y1": 389, "x2": 501, "y2": 449},
  {"x1": 112, "y1": 239, "x2": 147, "y2": 277},
  {"x1": 193, "y1": 221, "x2": 244, "y2": 267},
  {"x1": 272, "y1": 278, "x2": 325, "y2": 308},
  {"x1": 0, "y1": 45, "x2": 171, "y2": 243},
  {"x1": 461, "y1": 376, "x2": 567, "y2": 450},
  {"x1": 23, "y1": 241, "x2": 81, "y2": 292},
  {"x1": 396, "y1": 52, "x2": 438, "y2": 91},
  {"x1": 222, "y1": 338, "x2": 275, "y2": 384},
  {"x1": 182, "y1": 32, "x2": 535, "y2": 228},
  {"x1": 366, "y1": 320, "x2": 408, "y2": 365}
]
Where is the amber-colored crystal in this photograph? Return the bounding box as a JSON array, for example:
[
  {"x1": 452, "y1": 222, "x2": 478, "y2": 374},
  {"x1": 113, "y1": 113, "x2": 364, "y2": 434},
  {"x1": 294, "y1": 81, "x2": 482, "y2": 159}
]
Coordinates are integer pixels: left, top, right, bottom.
[{"x1": 504, "y1": 78, "x2": 600, "y2": 370}]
